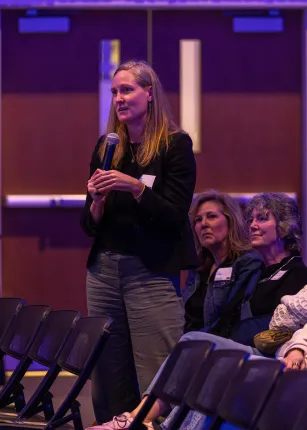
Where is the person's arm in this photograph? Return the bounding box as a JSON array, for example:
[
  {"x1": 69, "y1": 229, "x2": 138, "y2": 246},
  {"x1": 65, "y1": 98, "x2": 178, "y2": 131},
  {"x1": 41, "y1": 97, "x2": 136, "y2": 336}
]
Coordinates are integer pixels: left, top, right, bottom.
[
  {"x1": 182, "y1": 270, "x2": 199, "y2": 333},
  {"x1": 270, "y1": 285, "x2": 307, "y2": 331},
  {"x1": 80, "y1": 137, "x2": 104, "y2": 237},
  {"x1": 137, "y1": 133, "x2": 196, "y2": 236},
  {"x1": 281, "y1": 349, "x2": 306, "y2": 371},
  {"x1": 276, "y1": 324, "x2": 307, "y2": 370},
  {"x1": 226, "y1": 251, "x2": 264, "y2": 304},
  {"x1": 182, "y1": 270, "x2": 197, "y2": 303},
  {"x1": 272, "y1": 265, "x2": 307, "y2": 310}
]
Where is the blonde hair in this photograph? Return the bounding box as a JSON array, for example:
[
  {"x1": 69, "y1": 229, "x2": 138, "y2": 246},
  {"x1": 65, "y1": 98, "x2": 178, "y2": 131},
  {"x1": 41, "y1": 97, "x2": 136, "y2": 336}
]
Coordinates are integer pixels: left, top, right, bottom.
[
  {"x1": 99, "y1": 60, "x2": 179, "y2": 167},
  {"x1": 190, "y1": 190, "x2": 252, "y2": 270}
]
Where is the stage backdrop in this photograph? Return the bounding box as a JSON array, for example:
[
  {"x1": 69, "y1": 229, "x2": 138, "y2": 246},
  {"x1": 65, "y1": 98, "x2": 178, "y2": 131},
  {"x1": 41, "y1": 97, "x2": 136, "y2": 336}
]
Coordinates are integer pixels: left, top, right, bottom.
[{"x1": 1, "y1": 9, "x2": 302, "y2": 312}]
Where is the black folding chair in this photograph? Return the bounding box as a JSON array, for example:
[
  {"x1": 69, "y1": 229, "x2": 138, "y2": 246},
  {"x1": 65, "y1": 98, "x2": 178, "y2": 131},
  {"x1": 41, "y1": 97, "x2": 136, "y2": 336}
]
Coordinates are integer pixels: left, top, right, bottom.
[
  {"x1": 129, "y1": 340, "x2": 215, "y2": 430},
  {"x1": 0, "y1": 306, "x2": 51, "y2": 411},
  {"x1": 208, "y1": 358, "x2": 284, "y2": 430},
  {"x1": 0, "y1": 298, "x2": 25, "y2": 386},
  {"x1": 0, "y1": 310, "x2": 80, "y2": 419},
  {"x1": 0, "y1": 316, "x2": 112, "y2": 430},
  {"x1": 0, "y1": 299, "x2": 25, "y2": 343},
  {"x1": 168, "y1": 349, "x2": 249, "y2": 429},
  {"x1": 256, "y1": 369, "x2": 307, "y2": 430}
]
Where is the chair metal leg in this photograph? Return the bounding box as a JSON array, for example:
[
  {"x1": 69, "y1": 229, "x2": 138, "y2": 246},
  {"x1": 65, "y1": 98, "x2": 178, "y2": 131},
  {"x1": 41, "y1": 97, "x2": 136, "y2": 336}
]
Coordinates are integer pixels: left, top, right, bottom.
[
  {"x1": 42, "y1": 392, "x2": 55, "y2": 421},
  {"x1": 71, "y1": 401, "x2": 84, "y2": 430},
  {"x1": 14, "y1": 385, "x2": 26, "y2": 412}
]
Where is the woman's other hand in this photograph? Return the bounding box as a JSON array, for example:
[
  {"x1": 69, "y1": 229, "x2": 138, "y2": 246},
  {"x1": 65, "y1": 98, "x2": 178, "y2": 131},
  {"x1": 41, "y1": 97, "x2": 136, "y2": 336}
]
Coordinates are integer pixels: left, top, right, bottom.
[
  {"x1": 88, "y1": 170, "x2": 108, "y2": 203},
  {"x1": 281, "y1": 349, "x2": 306, "y2": 371}
]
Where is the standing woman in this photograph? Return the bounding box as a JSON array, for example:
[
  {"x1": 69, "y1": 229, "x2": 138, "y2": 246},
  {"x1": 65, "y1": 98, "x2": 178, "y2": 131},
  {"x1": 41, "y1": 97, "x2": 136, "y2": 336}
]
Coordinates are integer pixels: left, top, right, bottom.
[{"x1": 80, "y1": 60, "x2": 197, "y2": 423}]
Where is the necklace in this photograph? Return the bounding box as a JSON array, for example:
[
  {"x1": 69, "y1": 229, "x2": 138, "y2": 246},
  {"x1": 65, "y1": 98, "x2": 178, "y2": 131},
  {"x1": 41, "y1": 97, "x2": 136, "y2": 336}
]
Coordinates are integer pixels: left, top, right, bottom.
[
  {"x1": 258, "y1": 255, "x2": 300, "y2": 284},
  {"x1": 129, "y1": 144, "x2": 136, "y2": 163}
]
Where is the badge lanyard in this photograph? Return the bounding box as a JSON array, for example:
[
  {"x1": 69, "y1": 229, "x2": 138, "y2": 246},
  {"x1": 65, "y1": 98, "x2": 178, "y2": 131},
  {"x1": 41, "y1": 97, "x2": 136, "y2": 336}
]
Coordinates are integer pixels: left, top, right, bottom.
[{"x1": 257, "y1": 256, "x2": 300, "y2": 285}]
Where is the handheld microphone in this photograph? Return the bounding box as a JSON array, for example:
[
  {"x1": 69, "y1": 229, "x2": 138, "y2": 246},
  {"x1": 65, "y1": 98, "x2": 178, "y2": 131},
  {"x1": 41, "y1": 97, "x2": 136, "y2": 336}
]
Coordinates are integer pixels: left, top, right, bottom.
[{"x1": 101, "y1": 133, "x2": 120, "y2": 170}]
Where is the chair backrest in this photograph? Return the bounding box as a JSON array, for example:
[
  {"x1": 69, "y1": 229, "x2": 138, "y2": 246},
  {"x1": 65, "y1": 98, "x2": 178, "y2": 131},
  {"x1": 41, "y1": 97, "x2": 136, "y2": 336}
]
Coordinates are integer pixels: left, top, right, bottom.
[
  {"x1": 1, "y1": 305, "x2": 51, "y2": 360},
  {"x1": 129, "y1": 339, "x2": 215, "y2": 430},
  {"x1": 29, "y1": 310, "x2": 80, "y2": 367},
  {"x1": 57, "y1": 316, "x2": 111, "y2": 376},
  {"x1": 216, "y1": 358, "x2": 284, "y2": 428},
  {"x1": 0, "y1": 298, "x2": 24, "y2": 342},
  {"x1": 0, "y1": 305, "x2": 51, "y2": 409},
  {"x1": 186, "y1": 349, "x2": 249, "y2": 416},
  {"x1": 257, "y1": 369, "x2": 307, "y2": 430},
  {"x1": 45, "y1": 316, "x2": 112, "y2": 429},
  {"x1": 16, "y1": 310, "x2": 81, "y2": 419},
  {"x1": 152, "y1": 340, "x2": 214, "y2": 405}
]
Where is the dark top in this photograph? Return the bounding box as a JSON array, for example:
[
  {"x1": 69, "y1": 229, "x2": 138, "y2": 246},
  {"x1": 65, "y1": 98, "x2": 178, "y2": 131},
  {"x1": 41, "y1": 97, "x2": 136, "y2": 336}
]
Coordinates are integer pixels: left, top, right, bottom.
[
  {"x1": 250, "y1": 256, "x2": 307, "y2": 316},
  {"x1": 213, "y1": 255, "x2": 307, "y2": 346},
  {"x1": 80, "y1": 131, "x2": 198, "y2": 275},
  {"x1": 185, "y1": 270, "x2": 208, "y2": 332},
  {"x1": 93, "y1": 143, "x2": 146, "y2": 256}
]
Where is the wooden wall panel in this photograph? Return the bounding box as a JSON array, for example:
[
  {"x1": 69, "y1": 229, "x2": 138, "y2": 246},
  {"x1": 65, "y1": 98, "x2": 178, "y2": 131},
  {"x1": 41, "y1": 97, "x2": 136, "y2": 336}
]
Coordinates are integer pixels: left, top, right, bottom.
[
  {"x1": 1, "y1": 10, "x2": 147, "y2": 311},
  {"x1": 152, "y1": 10, "x2": 302, "y2": 194},
  {"x1": 1, "y1": 9, "x2": 303, "y2": 309},
  {"x1": 2, "y1": 208, "x2": 90, "y2": 311},
  {"x1": 2, "y1": 10, "x2": 148, "y2": 193}
]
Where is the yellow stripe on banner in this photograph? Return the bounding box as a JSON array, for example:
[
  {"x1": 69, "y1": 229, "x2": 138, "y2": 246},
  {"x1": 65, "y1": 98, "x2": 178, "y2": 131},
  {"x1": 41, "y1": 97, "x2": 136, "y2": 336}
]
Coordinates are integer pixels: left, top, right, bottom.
[
  {"x1": 5, "y1": 371, "x2": 75, "y2": 377},
  {"x1": 111, "y1": 40, "x2": 120, "y2": 71}
]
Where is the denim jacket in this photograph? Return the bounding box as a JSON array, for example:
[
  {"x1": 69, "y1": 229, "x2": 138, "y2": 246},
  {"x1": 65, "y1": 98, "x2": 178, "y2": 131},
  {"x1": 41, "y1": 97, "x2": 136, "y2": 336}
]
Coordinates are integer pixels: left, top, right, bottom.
[{"x1": 182, "y1": 250, "x2": 263, "y2": 332}]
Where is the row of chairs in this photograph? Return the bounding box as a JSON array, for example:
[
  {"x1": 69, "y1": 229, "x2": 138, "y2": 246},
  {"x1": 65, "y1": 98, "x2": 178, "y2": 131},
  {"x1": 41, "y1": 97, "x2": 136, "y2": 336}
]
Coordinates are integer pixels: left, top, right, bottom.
[
  {"x1": 0, "y1": 297, "x2": 112, "y2": 430},
  {"x1": 130, "y1": 340, "x2": 307, "y2": 430}
]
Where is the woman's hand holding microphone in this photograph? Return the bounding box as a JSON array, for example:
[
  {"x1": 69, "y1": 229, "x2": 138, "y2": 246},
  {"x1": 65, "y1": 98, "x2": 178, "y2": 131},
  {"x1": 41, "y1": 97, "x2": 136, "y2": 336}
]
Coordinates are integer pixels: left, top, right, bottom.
[
  {"x1": 89, "y1": 169, "x2": 145, "y2": 201},
  {"x1": 88, "y1": 169, "x2": 145, "y2": 223}
]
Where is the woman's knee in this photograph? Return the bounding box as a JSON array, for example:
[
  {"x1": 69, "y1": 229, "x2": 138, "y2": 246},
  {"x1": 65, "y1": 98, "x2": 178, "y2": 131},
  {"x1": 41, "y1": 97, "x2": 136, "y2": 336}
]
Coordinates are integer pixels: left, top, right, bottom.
[{"x1": 179, "y1": 331, "x2": 213, "y2": 343}]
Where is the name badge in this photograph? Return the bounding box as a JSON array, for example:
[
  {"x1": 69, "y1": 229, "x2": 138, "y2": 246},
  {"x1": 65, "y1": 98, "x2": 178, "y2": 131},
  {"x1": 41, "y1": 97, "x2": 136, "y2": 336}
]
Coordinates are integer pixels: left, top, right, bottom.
[
  {"x1": 271, "y1": 270, "x2": 288, "y2": 281},
  {"x1": 214, "y1": 267, "x2": 233, "y2": 282},
  {"x1": 139, "y1": 174, "x2": 156, "y2": 189}
]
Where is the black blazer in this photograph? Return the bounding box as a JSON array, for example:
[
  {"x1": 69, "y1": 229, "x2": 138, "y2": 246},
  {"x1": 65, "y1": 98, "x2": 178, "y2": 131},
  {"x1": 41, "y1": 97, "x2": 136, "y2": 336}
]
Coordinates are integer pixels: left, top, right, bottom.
[{"x1": 80, "y1": 131, "x2": 198, "y2": 274}]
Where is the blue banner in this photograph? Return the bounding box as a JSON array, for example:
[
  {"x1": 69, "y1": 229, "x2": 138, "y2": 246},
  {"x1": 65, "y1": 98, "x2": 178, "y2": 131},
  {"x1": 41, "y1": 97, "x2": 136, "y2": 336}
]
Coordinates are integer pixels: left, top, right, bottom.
[{"x1": 1, "y1": 0, "x2": 307, "y2": 8}]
